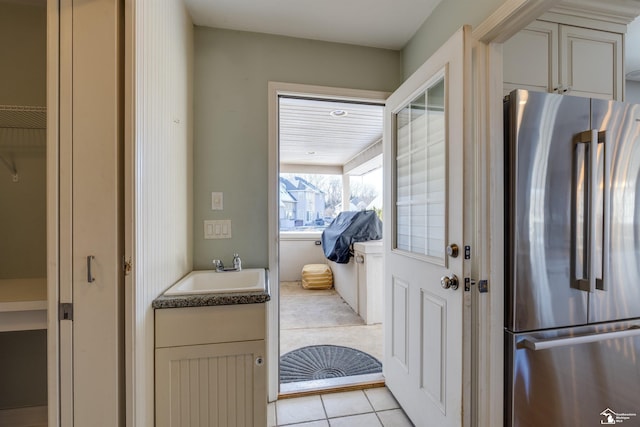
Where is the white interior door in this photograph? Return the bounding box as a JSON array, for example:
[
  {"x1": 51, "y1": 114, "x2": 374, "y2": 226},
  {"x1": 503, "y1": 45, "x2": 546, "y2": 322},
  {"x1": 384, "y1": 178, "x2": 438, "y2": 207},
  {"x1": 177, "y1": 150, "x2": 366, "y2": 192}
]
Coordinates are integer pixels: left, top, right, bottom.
[{"x1": 383, "y1": 26, "x2": 470, "y2": 427}]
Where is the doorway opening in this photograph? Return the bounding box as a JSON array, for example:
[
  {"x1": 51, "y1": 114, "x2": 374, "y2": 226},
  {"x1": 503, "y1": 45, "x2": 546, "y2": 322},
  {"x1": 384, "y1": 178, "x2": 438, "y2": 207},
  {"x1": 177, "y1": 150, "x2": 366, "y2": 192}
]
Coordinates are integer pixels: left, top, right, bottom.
[
  {"x1": 0, "y1": 1, "x2": 48, "y2": 426},
  {"x1": 275, "y1": 91, "x2": 385, "y2": 395}
]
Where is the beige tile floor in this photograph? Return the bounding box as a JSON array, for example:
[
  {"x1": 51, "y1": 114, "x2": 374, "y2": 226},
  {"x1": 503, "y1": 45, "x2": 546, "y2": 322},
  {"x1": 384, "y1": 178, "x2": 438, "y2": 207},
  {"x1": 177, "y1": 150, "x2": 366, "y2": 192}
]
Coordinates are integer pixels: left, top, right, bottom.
[{"x1": 268, "y1": 388, "x2": 414, "y2": 427}]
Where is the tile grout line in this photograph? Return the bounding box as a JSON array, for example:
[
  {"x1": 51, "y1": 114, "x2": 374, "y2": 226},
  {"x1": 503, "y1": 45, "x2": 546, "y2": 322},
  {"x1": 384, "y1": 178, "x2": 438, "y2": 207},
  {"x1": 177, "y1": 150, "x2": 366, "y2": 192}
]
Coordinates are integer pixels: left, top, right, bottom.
[
  {"x1": 319, "y1": 393, "x2": 330, "y2": 423},
  {"x1": 363, "y1": 389, "x2": 386, "y2": 426}
]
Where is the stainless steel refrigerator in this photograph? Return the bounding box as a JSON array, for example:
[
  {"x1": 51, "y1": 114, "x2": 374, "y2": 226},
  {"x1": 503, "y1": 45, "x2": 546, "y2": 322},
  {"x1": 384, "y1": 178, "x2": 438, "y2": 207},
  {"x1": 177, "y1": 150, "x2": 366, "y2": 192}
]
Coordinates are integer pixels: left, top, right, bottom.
[{"x1": 504, "y1": 89, "x2": 640, "y2": 427}]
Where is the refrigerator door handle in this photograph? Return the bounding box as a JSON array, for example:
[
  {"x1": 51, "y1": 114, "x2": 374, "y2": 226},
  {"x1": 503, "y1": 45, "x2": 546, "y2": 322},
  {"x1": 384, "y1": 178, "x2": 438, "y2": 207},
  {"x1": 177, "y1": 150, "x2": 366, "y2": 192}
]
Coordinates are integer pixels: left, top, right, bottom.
[
  {"x1": 571, "y1": 130, "x2": 606, "y2": 293},
  {"x1": 521, "y1": 326, "x2": 640, "y2": 350},
  {"x1": 595, "y1": 131, "x2": 606, "y2": 291},
  {"x1": 571, "y1": 131, "x2": 593, "y2": 292}
]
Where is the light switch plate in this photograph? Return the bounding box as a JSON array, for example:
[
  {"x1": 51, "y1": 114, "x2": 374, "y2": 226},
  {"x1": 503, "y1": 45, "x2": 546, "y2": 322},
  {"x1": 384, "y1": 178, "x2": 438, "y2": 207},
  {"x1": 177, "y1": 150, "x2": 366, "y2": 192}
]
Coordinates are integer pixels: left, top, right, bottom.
[
  {"x1": 204, "y1": 220, "x2": 232, "y2": 239},
  {"x1": 211, "y1": 192, "x2": 223, "y2": 210}
]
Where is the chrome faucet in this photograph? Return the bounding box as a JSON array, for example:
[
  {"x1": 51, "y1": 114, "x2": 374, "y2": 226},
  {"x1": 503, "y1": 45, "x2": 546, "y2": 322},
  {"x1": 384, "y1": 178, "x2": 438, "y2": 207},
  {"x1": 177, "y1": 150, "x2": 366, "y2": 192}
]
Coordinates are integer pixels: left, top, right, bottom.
[
  {"x1": 212, "y1": 259, "x2": 224, "y2": 272},
  {"x1": 213, "y1": 255, "x2": 242, "y2": 272},
  {"x1": 233, "y1": 253, "x2": 242, "y2": 271}
]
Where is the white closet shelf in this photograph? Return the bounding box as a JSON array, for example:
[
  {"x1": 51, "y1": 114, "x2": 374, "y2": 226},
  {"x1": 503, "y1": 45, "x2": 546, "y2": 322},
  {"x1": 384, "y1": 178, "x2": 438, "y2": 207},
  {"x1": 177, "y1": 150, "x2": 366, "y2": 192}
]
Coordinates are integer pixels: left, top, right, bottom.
[{"x1": 0, "y1": 278, "x2": 47, "y2": 332}]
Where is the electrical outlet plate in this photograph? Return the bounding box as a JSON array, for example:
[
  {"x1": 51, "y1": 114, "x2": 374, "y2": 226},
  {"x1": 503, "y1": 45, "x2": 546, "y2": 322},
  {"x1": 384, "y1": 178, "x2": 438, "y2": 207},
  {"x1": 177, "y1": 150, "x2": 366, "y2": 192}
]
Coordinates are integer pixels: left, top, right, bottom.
[{"x1": 204, "y1": 220, "x2": 231, "y2": 239}]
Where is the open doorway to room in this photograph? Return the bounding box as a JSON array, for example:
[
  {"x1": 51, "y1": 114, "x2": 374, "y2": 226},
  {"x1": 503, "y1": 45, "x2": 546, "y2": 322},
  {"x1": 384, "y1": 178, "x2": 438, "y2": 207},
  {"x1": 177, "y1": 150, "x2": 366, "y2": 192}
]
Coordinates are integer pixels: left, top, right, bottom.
[{"x1": 276, "y1": 92, "x2": 386, "y2": 394}]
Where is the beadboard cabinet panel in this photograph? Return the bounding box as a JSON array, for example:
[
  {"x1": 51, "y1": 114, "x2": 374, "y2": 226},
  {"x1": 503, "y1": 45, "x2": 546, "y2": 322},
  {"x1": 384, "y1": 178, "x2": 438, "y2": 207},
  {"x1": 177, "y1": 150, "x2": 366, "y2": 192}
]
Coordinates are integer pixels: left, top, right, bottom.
[
  {"x1": 155, "y1": 303, "x2": 267, "y2": 426},
  {"x1": 155, "y1": 340, "x2": 266, "y2": 427}
]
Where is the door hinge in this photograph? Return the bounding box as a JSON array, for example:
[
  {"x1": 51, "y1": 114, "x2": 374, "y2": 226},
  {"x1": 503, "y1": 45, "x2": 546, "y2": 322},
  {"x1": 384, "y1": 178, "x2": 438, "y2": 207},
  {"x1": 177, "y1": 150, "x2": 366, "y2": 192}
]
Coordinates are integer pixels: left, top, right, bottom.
[
  {"x1": 123, "y1": 257, "x2": 132, "y2": 276},
  {"x1": 59, "y1": 303, "x2": 73, "y2": 321}
]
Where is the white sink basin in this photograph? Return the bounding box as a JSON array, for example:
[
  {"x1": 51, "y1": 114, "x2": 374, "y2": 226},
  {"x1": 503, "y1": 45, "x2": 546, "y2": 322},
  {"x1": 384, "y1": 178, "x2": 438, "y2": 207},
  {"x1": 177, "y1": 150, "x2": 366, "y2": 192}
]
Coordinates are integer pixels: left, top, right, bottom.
[{"x1": 163, "y1": 268, "x2": 266, "y2": 296}]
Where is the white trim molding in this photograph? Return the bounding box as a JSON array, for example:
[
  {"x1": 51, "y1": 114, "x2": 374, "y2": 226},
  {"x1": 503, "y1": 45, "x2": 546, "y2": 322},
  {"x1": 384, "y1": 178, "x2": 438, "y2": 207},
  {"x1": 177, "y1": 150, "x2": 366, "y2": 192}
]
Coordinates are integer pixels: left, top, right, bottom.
[
  {"x1": 549, "y1": 0, "x2": 640, "y2": 25},
  {"x1": 473, "y1": 0, "x2": 561, "y2": 43},
  {"x1": 46, "y1": 0, "x2": 60, "y2": 425}
]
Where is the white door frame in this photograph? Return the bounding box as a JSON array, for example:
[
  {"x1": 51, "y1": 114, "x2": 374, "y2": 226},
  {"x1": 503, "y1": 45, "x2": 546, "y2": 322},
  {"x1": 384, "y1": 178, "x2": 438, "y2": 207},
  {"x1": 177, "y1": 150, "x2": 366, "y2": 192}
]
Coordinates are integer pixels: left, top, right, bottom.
[
  {"x1": 46, "y1": 0, "x2": 61, "y2": 425},
  {"x1": 267, "y1": 82, "x2": 388, "y2": 401},
  {"x1": 469, "y1": 1, "x2": 561, "y2": 426},
  {"x1": 265, "y1": 0, "x2": 559, "y2": 409}
]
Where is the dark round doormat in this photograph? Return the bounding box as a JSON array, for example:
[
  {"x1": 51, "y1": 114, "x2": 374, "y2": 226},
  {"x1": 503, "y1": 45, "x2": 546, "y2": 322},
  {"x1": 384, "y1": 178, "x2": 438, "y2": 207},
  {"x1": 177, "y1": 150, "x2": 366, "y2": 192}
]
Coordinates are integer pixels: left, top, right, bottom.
[{"x1": 280, "y1": 345, "x2": 382, "y2": 383}]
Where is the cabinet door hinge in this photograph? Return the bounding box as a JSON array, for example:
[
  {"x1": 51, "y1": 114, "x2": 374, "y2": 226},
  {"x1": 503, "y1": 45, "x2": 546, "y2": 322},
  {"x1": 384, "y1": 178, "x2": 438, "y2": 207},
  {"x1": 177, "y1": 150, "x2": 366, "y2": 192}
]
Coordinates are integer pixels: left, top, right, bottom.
[{"x1": 59, "y1": 303, "x2": 73, "y2": 321}]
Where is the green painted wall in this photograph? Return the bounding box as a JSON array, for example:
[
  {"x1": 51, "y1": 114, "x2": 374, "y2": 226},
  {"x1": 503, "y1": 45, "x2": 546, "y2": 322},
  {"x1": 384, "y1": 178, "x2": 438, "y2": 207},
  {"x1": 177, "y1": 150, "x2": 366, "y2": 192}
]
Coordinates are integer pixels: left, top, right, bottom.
[
  {"x1": 0, "y1": 1, "x2": 46, "y2": 279},
  {"x1": 193, "y1": 28, "x2": 401, "y2": 269},
  {"x1": 401, "y1": 0, "x2": 506, "y2": 79}
]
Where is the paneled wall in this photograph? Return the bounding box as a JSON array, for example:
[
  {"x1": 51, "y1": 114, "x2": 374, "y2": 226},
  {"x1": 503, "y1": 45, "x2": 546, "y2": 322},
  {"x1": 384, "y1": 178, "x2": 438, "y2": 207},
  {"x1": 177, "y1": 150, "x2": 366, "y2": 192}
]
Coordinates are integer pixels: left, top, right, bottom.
[{"x1": 133, "y1": 0, "x2": 193, "y2": 425}]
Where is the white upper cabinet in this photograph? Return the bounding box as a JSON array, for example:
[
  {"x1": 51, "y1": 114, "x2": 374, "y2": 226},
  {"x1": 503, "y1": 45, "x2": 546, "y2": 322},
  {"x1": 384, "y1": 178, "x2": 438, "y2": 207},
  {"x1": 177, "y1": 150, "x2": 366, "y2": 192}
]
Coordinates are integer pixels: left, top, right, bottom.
[
  {"x1": 504, "y1": 19, "x2": 623, "y2": 100},
  {"x1": 559, "y1": 25, "x2": 622, "y2": 100},
  {"x1": 504, "y1": 21, "x2": 559, "y2": 95}
]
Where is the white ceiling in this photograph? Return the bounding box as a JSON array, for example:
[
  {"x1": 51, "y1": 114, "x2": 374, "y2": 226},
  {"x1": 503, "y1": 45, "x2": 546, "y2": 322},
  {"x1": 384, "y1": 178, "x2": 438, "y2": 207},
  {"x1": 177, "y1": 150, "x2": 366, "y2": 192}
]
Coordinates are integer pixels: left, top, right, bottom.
[
  {"x1": 183, "y1": 0, "x2": 443, "y2": 50},
  {"x1": 279, "y1": 97, "x2": 383, "y2": 168}
]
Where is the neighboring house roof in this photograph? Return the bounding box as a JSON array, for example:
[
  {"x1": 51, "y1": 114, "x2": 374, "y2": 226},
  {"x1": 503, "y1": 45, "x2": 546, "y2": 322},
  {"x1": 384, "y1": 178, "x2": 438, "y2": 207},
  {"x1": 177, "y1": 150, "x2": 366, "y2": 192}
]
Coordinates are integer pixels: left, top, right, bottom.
[
  {"x1": 279, "y1": 182, "x2": 297, "y2": 203},
  {"x1": 279, "y1": 182, "x2": 298, "y2": 208},
  {"x1": 280, "y1": 176, "x2": 324, "y2": 194},
  {"x1": 279, "y1": 177, "x2": 297, "y2": 192}
]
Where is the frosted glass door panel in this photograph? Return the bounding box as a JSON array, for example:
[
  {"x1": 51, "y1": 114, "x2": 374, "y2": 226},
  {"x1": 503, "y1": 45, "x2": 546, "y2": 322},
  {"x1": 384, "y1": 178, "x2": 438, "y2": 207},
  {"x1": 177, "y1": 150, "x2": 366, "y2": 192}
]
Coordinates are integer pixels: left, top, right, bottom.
[{"x1": 394, "y1": 75, "x2": 446, "y2": 263}]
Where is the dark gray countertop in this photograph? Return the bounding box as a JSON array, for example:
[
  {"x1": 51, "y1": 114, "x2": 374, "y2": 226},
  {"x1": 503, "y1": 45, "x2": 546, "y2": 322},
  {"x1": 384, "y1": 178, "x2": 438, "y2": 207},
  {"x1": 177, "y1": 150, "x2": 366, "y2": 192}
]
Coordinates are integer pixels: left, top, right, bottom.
[{"x1": 152, "y1": 289, "x2": 270, "y2": 309}]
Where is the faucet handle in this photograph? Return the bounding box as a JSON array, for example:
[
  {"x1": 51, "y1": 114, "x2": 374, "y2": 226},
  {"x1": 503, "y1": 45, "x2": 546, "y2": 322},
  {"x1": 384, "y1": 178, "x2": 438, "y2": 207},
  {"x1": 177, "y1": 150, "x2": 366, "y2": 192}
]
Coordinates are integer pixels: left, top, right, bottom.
[
  {"x1": 232, "y1": 253, "x2": 242, "y2": 271},
  {"x1": 212, "y1": 259, "x2": 223, "y2": 270}
]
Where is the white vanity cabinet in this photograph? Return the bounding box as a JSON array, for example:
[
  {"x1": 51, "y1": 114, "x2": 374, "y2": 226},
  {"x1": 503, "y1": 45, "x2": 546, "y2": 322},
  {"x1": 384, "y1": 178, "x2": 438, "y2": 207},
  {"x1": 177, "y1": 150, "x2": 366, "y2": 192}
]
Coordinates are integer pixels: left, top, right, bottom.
[
  {"x1": 503, "y1": 19, "x2": 623, "y2": 100},
  {"x1": 155, "y1": 303, "x2": 267, "y2": 427}
]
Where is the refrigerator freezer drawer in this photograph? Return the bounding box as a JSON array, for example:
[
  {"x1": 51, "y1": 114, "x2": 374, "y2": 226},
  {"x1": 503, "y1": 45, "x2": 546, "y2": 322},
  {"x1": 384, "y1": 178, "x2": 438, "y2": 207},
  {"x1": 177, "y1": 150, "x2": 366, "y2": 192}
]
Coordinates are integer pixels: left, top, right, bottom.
[{"x1": 506, "y1": 321, "x2": 640, "y2": 427}]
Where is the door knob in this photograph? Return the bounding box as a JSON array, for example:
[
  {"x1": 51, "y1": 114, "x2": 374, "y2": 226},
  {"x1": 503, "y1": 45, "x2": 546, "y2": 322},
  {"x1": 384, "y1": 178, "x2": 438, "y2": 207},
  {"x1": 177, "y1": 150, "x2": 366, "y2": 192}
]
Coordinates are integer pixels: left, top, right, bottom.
[
  {"x1": 440, "y1": 274, "x2": 459, "y2": 290},
  {"x1": 446, "y1": 244, "x2": 459, "y2": 258}
]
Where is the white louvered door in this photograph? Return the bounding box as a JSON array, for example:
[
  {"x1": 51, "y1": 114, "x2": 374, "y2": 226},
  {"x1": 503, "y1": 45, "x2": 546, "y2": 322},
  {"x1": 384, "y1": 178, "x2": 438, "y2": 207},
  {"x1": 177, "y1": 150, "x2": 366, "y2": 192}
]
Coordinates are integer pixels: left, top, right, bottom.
[
  {"x1": 155, "y1": 340, "x2": 266, "y2": 427},
  {"x1": 383, "y1": 26, "x2": 470, "y2": 427}
]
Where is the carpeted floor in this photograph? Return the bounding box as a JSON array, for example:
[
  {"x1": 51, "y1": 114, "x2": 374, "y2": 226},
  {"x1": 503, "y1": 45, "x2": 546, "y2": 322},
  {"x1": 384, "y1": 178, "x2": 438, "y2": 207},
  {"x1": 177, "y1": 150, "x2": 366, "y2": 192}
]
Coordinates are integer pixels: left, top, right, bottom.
[
  {"x1": 280, "y1": 283, "x2": 364, "y2": 330},
  {"x1": 279, "y1": 281, "x2": 383, "y2": 361}
]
